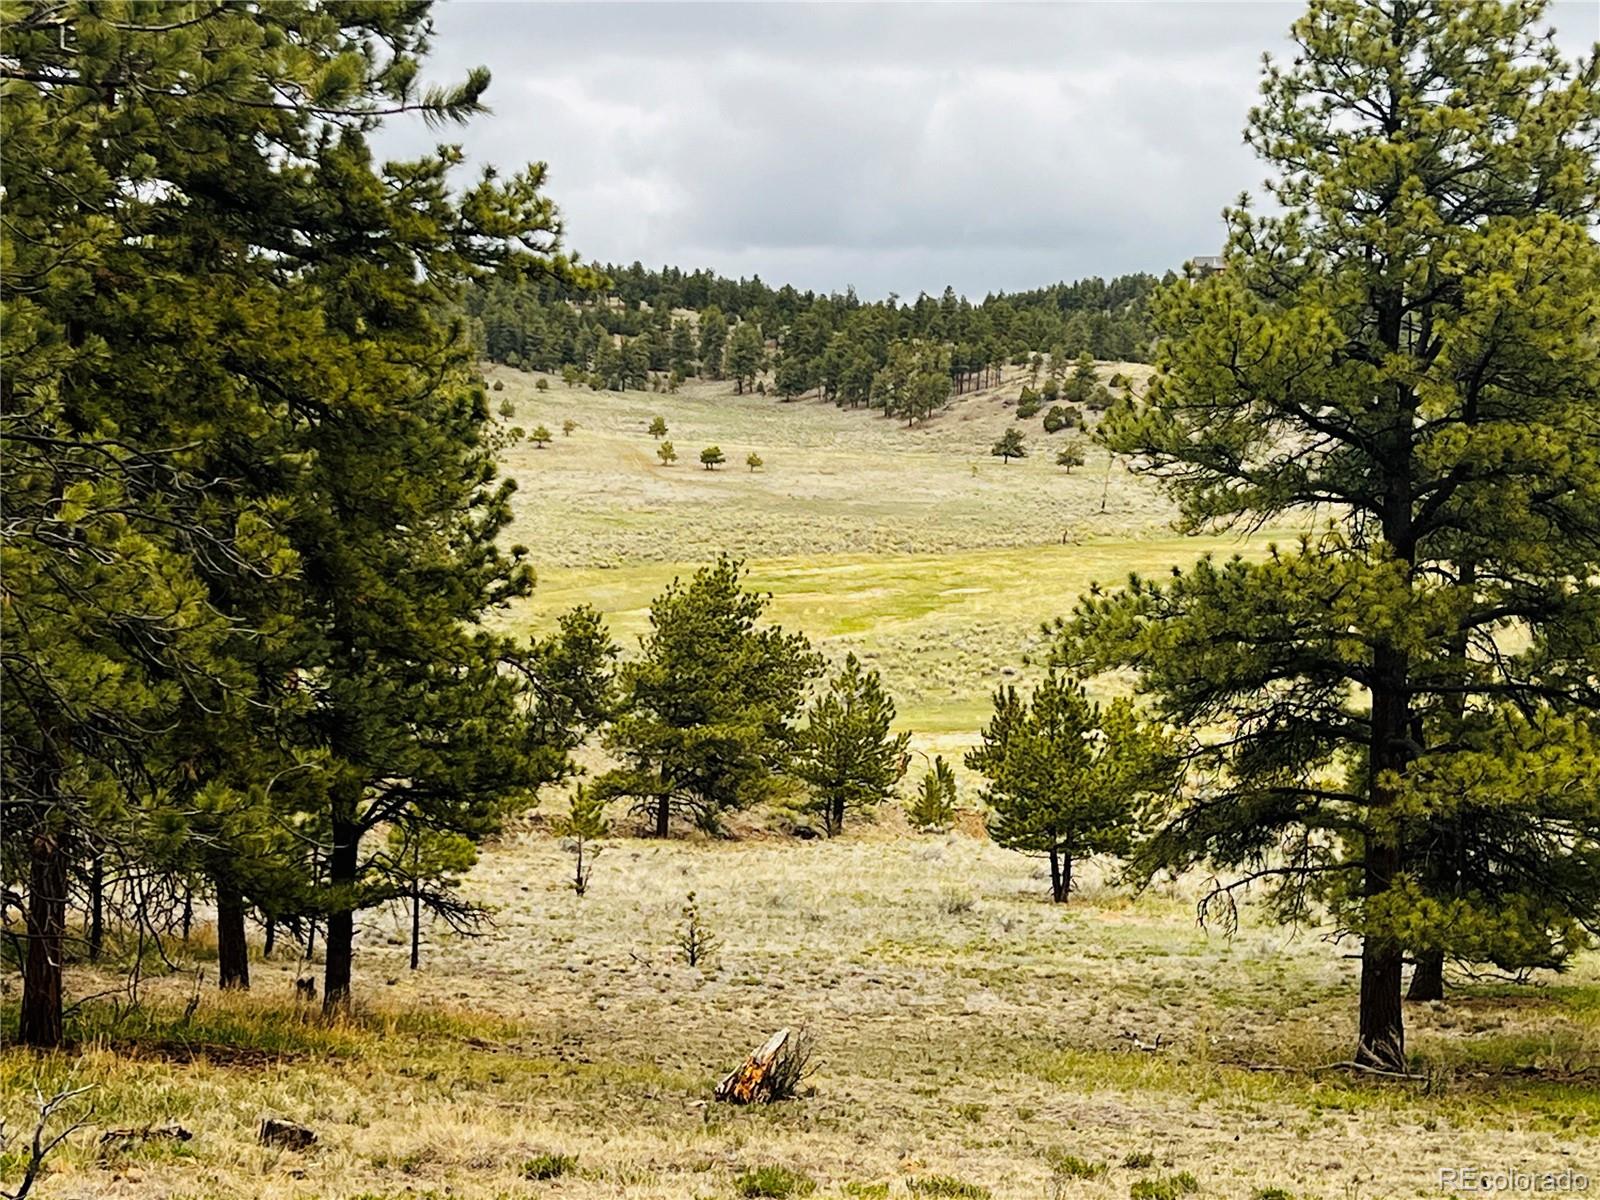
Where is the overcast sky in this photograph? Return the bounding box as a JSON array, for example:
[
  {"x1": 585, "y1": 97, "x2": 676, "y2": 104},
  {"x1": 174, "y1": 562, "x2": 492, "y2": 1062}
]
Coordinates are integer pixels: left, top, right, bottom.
[{"x1": 387, "y1": 2, "x2": 1597, "y2": 300}]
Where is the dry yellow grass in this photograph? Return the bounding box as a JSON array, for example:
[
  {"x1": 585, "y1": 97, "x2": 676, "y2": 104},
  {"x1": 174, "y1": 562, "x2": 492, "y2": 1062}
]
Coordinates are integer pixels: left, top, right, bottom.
[
  {"x1": 6, "y1": 834, "x2": 1597, "y2": 1199},
  {"x1": 6, "y1": 366, "x2": 1593, "y2": 1199}
]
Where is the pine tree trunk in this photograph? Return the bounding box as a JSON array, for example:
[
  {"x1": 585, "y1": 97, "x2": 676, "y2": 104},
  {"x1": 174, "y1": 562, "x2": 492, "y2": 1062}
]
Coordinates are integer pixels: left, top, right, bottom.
[
  {"x1": 322, "y1": 814, "x2": 360, "y2": 1015},
  {"x1": 215, "y1": 876, "x2": 250, "y2": 990},
  {"x1": 1358, "y1": 650, "x2": 1410, "y2": 1072},
  {"x1": 1408, "y1": 952, "x2": 1445, "y2": 1002},
  {"x1": 87, "y1": 847, "x2": 105, "y2": 963},
  {"x1": 1409, "y1": 558, "x2": 1474, "y2": 1005},
  {"x1": 263, "y1": 919, "x2": 276, "y2": 960},
  {"x1": 1357, "y1": 896, "x2": 1406, "y2": 1070},
  {"x1": 1062, "y1": 855, "x2": 1073, "y2": 905},
  {"x1": 410, "y1": 878, "x2": 421, "y2": 971},
  {"x1": 19, "y1": 828, "x2": 68, "y2": 1048},
  {"x1": 1048, "y1": 849, "x2": 1065, "y2": 903},
  {"x1": 829, "y1": 796, "x2": 844, "y2": 837},
  {"x1": 181, "y1": 886, "x2": 193, "y2": 942},
  {"x1": 655, "y1": 794, "x2": 670, "y2": 839}
]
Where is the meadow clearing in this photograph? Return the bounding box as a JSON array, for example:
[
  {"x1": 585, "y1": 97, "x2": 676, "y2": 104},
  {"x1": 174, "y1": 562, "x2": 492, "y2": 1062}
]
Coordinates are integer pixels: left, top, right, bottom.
[
  {"x1": 5, "y1": 366, "x2": 1596, "y2": 1199},
  {"x1": 488, "y1": 362, "x2": 1269, "y2": 744}
]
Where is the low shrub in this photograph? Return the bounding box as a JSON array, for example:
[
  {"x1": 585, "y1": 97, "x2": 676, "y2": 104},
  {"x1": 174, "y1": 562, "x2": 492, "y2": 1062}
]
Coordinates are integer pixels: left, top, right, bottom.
[
  {"x1": 736, "y1": 1165, "x2": 817, "y2": 1197},
  {"x1": 1131, "y1": 1172, "x2": 1201, "y2": 1200},
  {"x1": 522, "y1": 1152, "x2": 576, "y2": 1180},
  {"x1": 908, "y1": 1177, "x2": 991, "y2": 1199}
]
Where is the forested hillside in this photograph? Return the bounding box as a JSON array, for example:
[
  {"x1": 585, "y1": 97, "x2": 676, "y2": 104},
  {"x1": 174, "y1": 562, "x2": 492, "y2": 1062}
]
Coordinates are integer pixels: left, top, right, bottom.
[{"x1": 467, "y1": 262, "x2": 1167, "y2": 420}]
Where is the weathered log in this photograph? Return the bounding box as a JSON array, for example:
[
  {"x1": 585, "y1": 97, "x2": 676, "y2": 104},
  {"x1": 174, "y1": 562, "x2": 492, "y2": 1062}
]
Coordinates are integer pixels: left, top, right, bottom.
[{"x1": 99, "y1": 1123, "x2": 192, "y2": 1154}]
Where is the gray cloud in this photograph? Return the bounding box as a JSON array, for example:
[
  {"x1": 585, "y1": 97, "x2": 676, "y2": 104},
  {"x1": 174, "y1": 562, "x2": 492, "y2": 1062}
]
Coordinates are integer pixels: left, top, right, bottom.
[{"x1": 383, "y1": 1, "x2": 1597, "y2": 299}]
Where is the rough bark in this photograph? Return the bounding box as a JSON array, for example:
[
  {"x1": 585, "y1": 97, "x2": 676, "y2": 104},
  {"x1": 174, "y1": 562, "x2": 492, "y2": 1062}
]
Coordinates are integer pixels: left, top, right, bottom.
[
  {"x1": 19, "y1": 829, "x2": 68, "y2": 1048},
  {"x1": 322, "y1": 813, "x2": 360, "y2": 1015},
  {"x1": 215, "y1": 876, "x2": 250, "y2": 990},
  {"x1": 1408, "y1": 952, "x2": 1445, "y2": 1002},
  {"x1": 410, "y1": 878, "x2": 421, "y2": 971},
  {"x1": 87, "y1": 848, "x2": 104, "y2": 963},
  {"x1": 1358, "y1": 643, "x2": 1411, "y2": 1071}
]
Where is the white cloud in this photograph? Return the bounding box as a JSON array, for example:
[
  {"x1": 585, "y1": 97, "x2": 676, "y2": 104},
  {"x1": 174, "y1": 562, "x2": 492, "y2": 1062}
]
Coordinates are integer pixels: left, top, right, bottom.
[{"x1": 380, "y1": 1, "x2": 1597, "y2": 298}]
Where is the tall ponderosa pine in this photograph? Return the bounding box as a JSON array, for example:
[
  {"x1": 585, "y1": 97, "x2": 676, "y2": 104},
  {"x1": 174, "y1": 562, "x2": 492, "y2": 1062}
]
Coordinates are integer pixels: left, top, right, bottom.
[
  {"x1": 598, "y1": 557, "x2": 822, "y2": 836},
  {"x1": 1058, "y1": 0, "x2": 1600, "y2": 1068},
  {"x1": 794, "y1": 654, "x2": 910, "y2": 835},
  {"x1": 967, "y1": 676, "x2": 1169, "y2": 903},
  {"x1": 1, "y1": 0, "x2": 611, "y2": 1031}
]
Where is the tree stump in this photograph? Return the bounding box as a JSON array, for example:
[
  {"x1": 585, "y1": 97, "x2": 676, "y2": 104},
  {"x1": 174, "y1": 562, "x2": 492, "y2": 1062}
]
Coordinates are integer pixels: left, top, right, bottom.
[
  {"x1": 259, "y1": 1117, "x2": 317, "y2": 1151},
  {"x1": 714, "y1": 1028, "x2": 811, "y2": 1104}
]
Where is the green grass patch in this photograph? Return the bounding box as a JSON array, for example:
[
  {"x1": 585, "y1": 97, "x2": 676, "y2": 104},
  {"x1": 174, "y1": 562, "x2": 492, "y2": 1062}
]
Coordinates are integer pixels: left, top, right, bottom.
[
  {"x1": 907, "y1": 1176, "x2": 992, "y2": 1198},
  {"x1": 735, "y1": 1164, "x2": 817, "y2": 1197},
  {"x1": 1047, "y1": 1149, "x2": 1108, "y2": 1179},
  {"x1": 522, "y1": 1152, "x2": 577, "y2": 1179},
  {"x1": 1131, "y1": 1173, "x2": 1202, "y2": 1200}
]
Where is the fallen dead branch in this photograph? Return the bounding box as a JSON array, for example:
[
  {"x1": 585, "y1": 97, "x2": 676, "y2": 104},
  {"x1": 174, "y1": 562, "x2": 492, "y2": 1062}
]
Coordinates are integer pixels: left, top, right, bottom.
[{"x1": 1, "y1": 1083, "x2": 95, "y2": 1200}]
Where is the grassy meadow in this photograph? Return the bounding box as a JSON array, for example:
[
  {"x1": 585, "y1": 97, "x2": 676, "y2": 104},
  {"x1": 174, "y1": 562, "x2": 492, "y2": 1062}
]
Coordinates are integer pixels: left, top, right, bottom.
[
  {"x1": 5, "y1": 365, "x2": 1596, "y2": 1199},
  {"x1": 487, "y1": 362, "x2": 1276, "y2": 745}
]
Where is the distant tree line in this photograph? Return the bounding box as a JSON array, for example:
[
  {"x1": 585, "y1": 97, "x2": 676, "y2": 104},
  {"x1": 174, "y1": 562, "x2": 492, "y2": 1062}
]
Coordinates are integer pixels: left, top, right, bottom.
[{"x1": 465, "y1": 264, "x2": 1168, "y2": 423}]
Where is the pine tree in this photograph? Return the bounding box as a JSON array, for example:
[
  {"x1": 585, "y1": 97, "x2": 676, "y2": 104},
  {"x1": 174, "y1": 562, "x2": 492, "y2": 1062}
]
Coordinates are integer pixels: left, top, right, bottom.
[
  {"x1": 991, "y1": 428, "x2": 1027, "y2": 464},
  {"x1": 725, "y1": 321, "x2": 766, "y2": 394},
  {"x1": 0, "y1": 0, "x2": 616, "y2": 1028},
  {"x1": 598, "y1": 557, "x2": 822, "y2": 836},
  {"x1": 1055, "y1": 443, "x2": 1087, "y2": 473},
  {"x1": 649, "y1": 416, "x2": 669, "y2": 438},
  {"x1": 967, "y1": 676, "x2": 1170, "y2": 903},
  {"x1": 773, "y1": 351, "x2": 815, "y2": 401},
  {"x1": 657, "y1": 440, "x2": 678, "y2": 466},
  {"x1": 1064, "y1": 352, "x2": 1099, "y2": 404},
  {"x1": 670, "y1": 319, "x2": 699, "y2": 376},
  {"x1": 700, "y1": 446, "x2": 726, "y2": 470},
  {"x1": 557, "y1": 784, "x2": 610, "y2": 897},
  {"x1": 907, "y1": 757, "x2": 959, "y2": 832},
  {"x1": 793, "y1": 654, "x2": 911, "y2": 835},
  {"x1": 1055, "y1": 0, "x2": 1600, "y2": 1068},
  {"x1": 699, "y1": 307, "x2": 730, "y2": 379}
]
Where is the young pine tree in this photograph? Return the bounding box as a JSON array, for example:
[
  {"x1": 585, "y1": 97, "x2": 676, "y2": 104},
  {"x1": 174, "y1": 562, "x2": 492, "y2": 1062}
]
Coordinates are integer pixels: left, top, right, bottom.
[
  {"x1": 556, "y1": 785, "x2": 610, "y2": 897},
  {"x1": 793, "y1": 654, "x2": 911, "y2": 835},
  {"x1": 991, "y1": 428, "x2": 1027, "y2": 464},
  {"x1": 967, "y1": 676, "x2": 1170, "y2": 903},
  {"x1": 906, "y1": 756, "x2": 959, "y2": 833},
  {"x1": 598, "y1": 557, "x2": 822, "y2": 836}
]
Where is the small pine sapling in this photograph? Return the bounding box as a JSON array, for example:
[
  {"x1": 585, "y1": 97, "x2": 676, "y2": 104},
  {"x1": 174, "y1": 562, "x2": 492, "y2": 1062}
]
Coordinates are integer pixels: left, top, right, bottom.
[
  {"x1": 679, "y1": 891, "x2": 719, "y2": 968},
  {"x1": 906, "y1": 755, "x2": 958, "y2": 832},
  {"x1": 558, "y1": 784, "x2": 609, "y2": 897}
]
